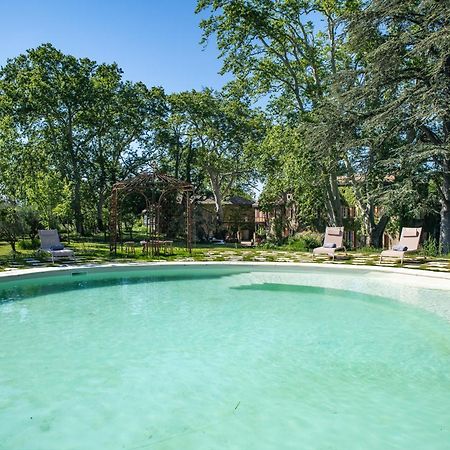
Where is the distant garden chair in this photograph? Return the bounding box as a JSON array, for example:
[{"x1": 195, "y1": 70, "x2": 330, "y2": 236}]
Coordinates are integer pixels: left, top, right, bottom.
[
  {"x1": 38, "y1": 229, "x2": 75, "y2": 263},
  {"x1": 313, "y1": 227, "x2": 347, "y2": 261},
  {"x1": 379, "y1": 227, "x2": 422, "y2": 265}
]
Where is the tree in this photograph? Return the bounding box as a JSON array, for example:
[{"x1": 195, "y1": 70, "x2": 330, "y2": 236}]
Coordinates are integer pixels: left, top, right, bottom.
[
  {"x1": 0, "y1": 203, "x2": 27, "y2": 253},
  {"x1": 0, "y1": 44, "x2": 99, "y2": 233},
  {"x1": 197, "y1": 0, "x2": 361, "y2": 225},
  {"x1": 0, "y1": 44, "x2": 161, "y2": 235},
  {"x1": 155, "y1": 89, "x2": 265, "y2": 229},
  {"x1": 83, "y1": 72, "x2": 165, "y2": 231},
  {"x1": 257, "y1": 125, "x2": 326, "y2": 228},
  {"x1": 345, "y1": 0, "x2": 450, "y2": 251}
]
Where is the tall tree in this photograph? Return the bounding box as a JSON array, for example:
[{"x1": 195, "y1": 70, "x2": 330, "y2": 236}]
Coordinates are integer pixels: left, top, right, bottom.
[
  {"x1": 155, "y1": 89, "x2": 264, "y2": 228},
  {"x1": 0, "y1": 44, "x2": 160, "y2": 234},
  {"x1": 0, "y1": 44, "x2": 99, "y2": 233},
  {"x1": 197, "y1": 0, "x2": 360, "y2": 225},
  {"x1": 257, "y1": 125, "x2": 326, "y2": 228},
  {"x1": 83, "y1": 69, "x2": 165, "y2": 231},
  {"x1": 345, "y1": 0, "x2": 450, "y2": 251}
]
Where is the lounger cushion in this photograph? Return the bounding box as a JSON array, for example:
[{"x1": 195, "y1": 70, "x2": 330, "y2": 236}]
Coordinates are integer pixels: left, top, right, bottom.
[
  {"x1": 393, "y1": 245, "x2": 408, "y2": 251},
  {"x1": 50, "y1": 244, "x2": 65, "y2": 251},
  {"x1": 323, "y1": 243, "x2": 337, "y2": 248},
  {"x1": 402, "y1": 230, "x2": 418, "y2": 237},
  {"x1": 327, "y1": 228, "x2": 342, "y2": 236}
]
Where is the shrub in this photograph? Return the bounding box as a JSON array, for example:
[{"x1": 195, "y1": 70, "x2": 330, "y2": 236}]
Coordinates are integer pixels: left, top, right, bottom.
[
  {"x1": 421, "y1": 236, "x2": 442, "y2": 257},
  {"x1": 357, "y1": 246, "x2": 380, "y2": 254},
  {"x1": 287, "y1": 231, "x2": 322, "y2": 251},
  {"x1": 18, "y1": 239, "x2": 40, "y2": 250},
  {"x1": 258, "y1": 242, "x2": 279, "y2": 250}
]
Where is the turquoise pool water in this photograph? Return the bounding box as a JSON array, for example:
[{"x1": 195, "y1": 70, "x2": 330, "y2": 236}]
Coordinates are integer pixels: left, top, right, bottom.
[{"x1": 1, "y1": 266, "x2": 450, "y2": 449}]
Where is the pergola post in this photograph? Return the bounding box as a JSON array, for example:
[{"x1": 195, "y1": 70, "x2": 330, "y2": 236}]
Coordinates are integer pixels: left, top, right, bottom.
[{"x1": 109, "y1": 186, "x2": 119, "y2": 255}]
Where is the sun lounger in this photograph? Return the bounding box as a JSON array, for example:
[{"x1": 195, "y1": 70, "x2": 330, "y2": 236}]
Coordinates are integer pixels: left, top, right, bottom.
[
  {"x1": 313, "y1": 227, "x2": 346, "y2": 260},
  {"x1": 379, "y1": 227, "x2": 422, "y2": 265},
  {"x1": 38, "y1": 229, "x2": 75, "y2": 263}
]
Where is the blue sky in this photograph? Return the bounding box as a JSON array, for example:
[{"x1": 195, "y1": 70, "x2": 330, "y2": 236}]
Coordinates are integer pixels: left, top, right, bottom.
[{"x1": 0, "y1": 0, "x2": 226, "y2": 93}]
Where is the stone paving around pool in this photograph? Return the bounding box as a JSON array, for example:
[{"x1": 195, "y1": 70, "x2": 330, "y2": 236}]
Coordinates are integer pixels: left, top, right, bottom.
[{"x1": 1, "y1": 248, "x2": 450, "y2": 273}]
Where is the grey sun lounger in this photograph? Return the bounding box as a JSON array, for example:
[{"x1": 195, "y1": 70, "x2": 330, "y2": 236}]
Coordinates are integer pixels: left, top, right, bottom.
[{"x1": 38, "y1": 229, "x2": 75, "y2": 263}]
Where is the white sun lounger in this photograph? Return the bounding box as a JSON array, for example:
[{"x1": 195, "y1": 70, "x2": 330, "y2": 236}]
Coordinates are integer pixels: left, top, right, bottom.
[
  {"x1": 313, "y1": 227, "x2": 346, "y2": 260},
  {"x1": 379, "y1": 227, "x2": 422, "y2": 265}
]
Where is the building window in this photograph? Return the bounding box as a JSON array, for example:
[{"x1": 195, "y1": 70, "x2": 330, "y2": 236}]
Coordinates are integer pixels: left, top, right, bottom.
[
  {"x1": 342, "y1": 207, "x2": 349, "y2": 219},
  {"x1": 344, "y1": 230, "x2": 354, "y2": 248}
]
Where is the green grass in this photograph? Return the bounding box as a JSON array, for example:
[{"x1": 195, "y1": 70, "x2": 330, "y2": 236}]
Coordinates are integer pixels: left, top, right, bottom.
[{"x1": 0, "y1": 238, "x2": 449, "y2": 273}]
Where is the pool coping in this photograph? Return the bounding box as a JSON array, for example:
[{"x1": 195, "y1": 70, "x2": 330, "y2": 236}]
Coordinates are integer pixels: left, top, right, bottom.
[{"x1": 1, "y1": 260, "x2": 450, "y2": 282}]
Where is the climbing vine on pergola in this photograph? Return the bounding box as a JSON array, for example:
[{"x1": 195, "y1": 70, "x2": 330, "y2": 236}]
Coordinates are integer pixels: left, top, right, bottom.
[{"x1": 109, "y1": 171, "x2": 193, "y2": 255}]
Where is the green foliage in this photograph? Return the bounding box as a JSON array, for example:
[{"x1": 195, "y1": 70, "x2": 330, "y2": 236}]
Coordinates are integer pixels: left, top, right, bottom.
[
  {"x1": 343, "y1": 0, "x2": 450, "y2": 250},
  {"x1": 421, "y1": 237, "x2": 443, "y2": 258},
  {"x1": 1, "y1": 2, "x2": 448, "y2": 253},
  {"x1": 18, "y1": 206, "x2": 41, "y2": 241},
  {"x1": 357, "y1": 246, "x2": 381, "y2": 255},
  {"x1": 255, "y1": 226, "x2": 267, "y2": 238},
  {"x1": 287, "y1": 231, "x2": 322, "y2": 251},
  {"x1": 0, "y1": 44, "x2": 164, "y2": 235},
  {"x1": 0, "y1": 203, "x2": 28, "y2": 252},
  {"x1": 196, "y1": 0, "x2": 356, "y2": 225},
  {"x1": 18, "y1": 239, "x2": 40, "y2": 250},
  {"x1": 257, "y1": 125, "x2": 326, "y2": 228},
  {"x1": 257, "y1": 242, "x2": 279, "y2": 250},
  {"x1": 154, "y1": 88, "x2": 265, "y2": 228}
]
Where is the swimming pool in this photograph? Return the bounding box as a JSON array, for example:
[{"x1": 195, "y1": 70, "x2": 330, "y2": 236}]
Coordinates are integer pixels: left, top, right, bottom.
[{"x1": 1, "y1": 264, "x2": 450, "y2": 449}]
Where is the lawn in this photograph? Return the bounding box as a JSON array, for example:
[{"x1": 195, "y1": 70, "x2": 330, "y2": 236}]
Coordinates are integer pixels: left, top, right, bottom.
[{"x1": 1, "y1": 238, "x2": 450, "y2": 273}]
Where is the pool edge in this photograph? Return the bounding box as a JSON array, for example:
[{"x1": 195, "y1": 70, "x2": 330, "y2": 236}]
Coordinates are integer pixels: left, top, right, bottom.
[{"x1": 1, "y1": 261, "x2": 450, "y2": 282}]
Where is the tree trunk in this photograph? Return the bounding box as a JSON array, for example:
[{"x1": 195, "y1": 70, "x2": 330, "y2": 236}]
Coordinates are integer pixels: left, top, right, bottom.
[
  {"x1": 174, "y1": 139, "x2": 181, "y2": 179},
  {"x1": 440, "y1": 162, "x2": 450, "y2": 253},
  {"x1": 97, "y1": 190, "x2": 105, "y2": 232},
  {"x1": 440, "y1": 201, "x2": 450, "y2": 254},
  {"x1": 72, "y1": 178, "x2": 84, "y2": 235},
  {"x1": 208, "y1": 168, "x2": 224, "y2": 232},
  {"x1": 96, "y1": 135, "x2": 106, "y2": 232},
  {"x1": 370, "y1": 214, "x2": 389, "y2": 248},
  {"x1": 324, "y1": 173, "x2": 342, "y2": 226},
  {"x1": 67, "y1": 112, "x2": 84, "y2": 235},
  {"x1": 185, "y1": 140, "x2": 193, "y2": 183}
]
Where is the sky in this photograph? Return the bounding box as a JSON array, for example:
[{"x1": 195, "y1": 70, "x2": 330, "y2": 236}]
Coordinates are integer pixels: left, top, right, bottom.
[{"x1": 0, "y1": 0, "x2": 227, "y2": 93}]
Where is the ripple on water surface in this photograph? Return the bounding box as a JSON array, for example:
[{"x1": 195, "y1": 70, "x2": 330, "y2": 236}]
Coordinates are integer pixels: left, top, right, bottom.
[{"x1": 1, "y1": 266, "x2": 450, "y2": 450}]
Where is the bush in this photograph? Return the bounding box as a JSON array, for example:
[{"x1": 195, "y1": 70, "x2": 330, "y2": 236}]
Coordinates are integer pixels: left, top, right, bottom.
[
  {"x1": 18, "y1": 239, "x2": 40, "y2": 250},
  {"x1": 258, "y1": 242, "x2": 279, "y2": 250},
  {"x1": 287, "y1": 231, "x2": 322, "y2": 251},
  {"x1": 421, "y1": 236, "x2": 442, "y2": 257},
  {"x1": 357, "y1": 246, "x2": 380, "y2": 254}
]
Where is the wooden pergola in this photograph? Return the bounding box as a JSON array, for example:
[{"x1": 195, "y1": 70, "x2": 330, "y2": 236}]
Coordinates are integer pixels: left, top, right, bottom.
[{"x1": 109, "y1": 171, "x2": 193, "y2": 255}]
